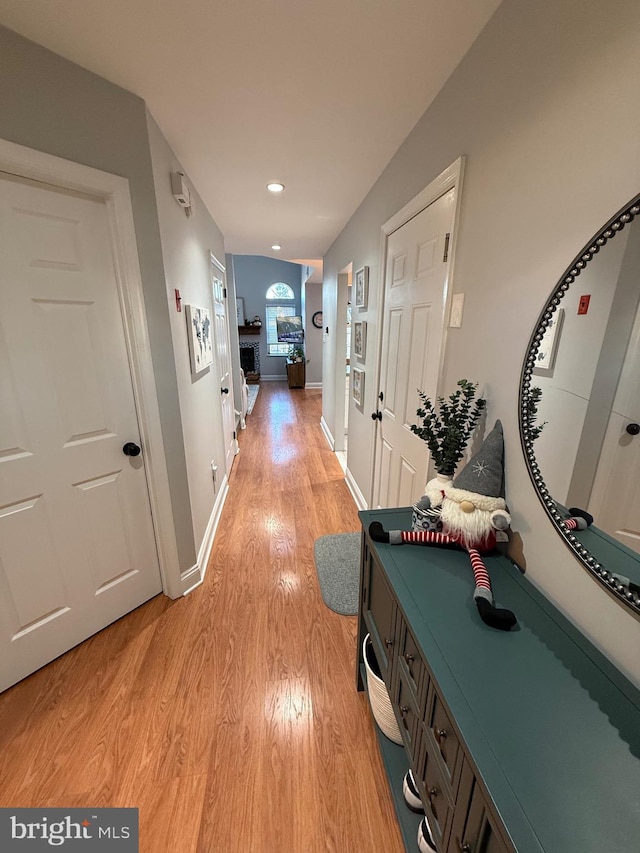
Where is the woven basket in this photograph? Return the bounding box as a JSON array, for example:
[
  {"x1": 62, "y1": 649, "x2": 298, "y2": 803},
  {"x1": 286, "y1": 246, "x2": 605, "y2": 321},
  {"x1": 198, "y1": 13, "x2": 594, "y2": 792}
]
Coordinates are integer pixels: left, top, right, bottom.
[{"x1": 363, "y1": 634, "x2": 403, "y2": 744}]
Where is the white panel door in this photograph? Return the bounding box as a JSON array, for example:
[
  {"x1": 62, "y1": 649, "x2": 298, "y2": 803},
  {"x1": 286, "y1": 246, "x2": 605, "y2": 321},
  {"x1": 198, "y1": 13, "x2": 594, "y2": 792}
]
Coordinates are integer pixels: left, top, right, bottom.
[
  {"x1": 373, "y1": 189, "x2": 456, "y2": 508},
  {"x1": 0, "y1": 172, "x2": 162, "y2": 691},
  {"x1": 589, "y1": 300, "x2": 640, "y2": 553},
  {"x1": 212, "y1": 267, "x2": 236, "y2": 475}
]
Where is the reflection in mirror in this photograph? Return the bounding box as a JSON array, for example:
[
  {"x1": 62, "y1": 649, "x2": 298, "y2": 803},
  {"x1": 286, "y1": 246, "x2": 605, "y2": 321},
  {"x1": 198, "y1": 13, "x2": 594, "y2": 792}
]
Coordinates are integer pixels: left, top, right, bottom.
[{"x1": 520, "y1": 194, "x2": 640, "y2": 616}]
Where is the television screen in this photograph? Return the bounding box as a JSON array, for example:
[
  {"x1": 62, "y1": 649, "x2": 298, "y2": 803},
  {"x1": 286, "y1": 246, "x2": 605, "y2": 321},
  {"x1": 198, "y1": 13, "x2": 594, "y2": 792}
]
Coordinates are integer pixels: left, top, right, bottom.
[{"x1": 276, "y1": 316, "x2": 304, "y2": 343}]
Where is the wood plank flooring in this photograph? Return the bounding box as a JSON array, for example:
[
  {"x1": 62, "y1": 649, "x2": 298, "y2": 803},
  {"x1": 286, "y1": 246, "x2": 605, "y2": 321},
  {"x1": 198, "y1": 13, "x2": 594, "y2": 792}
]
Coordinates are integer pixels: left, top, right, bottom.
[{"x1": 0, "y1": 383, "x2": 404, "y2": 853}]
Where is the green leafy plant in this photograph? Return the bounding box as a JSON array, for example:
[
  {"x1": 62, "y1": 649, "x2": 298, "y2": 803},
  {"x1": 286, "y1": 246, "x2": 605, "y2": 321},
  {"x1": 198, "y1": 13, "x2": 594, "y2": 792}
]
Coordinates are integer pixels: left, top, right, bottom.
[
  {"x1": 289, "y1": 345, "x2": 305, "y2": 361},
  {"x1": 524, "y1": 386, "x2": 547, "y2": 441},
  {"x1": 410, "y1": 380, "x2": 486, "y2": 476}
]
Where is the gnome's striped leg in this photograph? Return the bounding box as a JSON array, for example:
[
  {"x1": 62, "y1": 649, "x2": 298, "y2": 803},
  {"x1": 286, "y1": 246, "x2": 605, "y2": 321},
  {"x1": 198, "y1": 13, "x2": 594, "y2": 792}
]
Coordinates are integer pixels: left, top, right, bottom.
[
  {"x1": 368, "y1": 523, "x2": 456, "y2": 546},
  {"x1": 561, "y1": 508, "x2": 593, "y2": 532},
  {"x1": 468, "y1": 547, "x2": 517, "y2": 631},
  {"x1": 368, "y1": 523, "x2": 517, "y2": 631},
  {"x1": 397, "y1": 530, "x2": 455, "y2": 546}
]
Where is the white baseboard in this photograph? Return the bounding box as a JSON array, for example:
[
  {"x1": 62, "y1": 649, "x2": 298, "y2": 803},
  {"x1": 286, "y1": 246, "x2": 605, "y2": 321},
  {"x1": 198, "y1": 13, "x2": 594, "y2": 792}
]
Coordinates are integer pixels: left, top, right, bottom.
[
  {"x1": 181, "y1": 474, "x2": 229, "y2": 596},
  {"x1": 320, "y1": 416, "x2": 335, "y2": 450},
  {"x1": 305, "y1": 381, "x2": 322, "y2": 388},
  {"x1": 345, "y1": 466, "x2": 368, "y2": 511}
]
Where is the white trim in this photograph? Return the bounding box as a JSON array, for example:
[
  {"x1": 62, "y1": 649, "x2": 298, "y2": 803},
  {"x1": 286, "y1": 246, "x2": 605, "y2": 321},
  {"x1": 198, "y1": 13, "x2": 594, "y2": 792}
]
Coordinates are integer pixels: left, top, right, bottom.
[
  {"x1": 305, "y1": 381, "x2": 322, "y2": 389},
  {"x1": 320, "y1": 416, "x2": 336, "y2": 450},
  {"x1": 345, "y1": 466, "x2": 368, "y2": 511},
  {"x1": 369, "y1": 157, "x2": 466, "y2": 507},
  {"x1": 383, "y1": 157, "x2": 465, "y2": 236},
  {"x1": 210, "y1": 252, "x2": 226, "y2": 273},
  {"x1": 0, "y1": 137, "x2": 181, "y2": 597},
  {"x1": 181, "y1": 475, "x2": 229, "y2": 596}
]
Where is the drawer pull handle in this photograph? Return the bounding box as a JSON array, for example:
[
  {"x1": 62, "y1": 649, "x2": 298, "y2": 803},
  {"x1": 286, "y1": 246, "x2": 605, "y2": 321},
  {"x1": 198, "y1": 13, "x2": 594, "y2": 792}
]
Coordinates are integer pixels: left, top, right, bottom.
[
  {"x1": 404, "y1": 653, "x2": 415, "y2": 663},
  {"x1": 428, "y1": 786, "x2": 438, "y2": 800},
  {"x1": 400, "y1": 706, "x2": 410, "y2": 716},
  {"x1": 459, "y1": 844, "x2": 472, "y2": 853},
  {"x1": 436, "y1": 728, "x2": 448, "y2": 741},
  {"x1": 385, "y1": 638, "x2": 393, "y2": 648}
]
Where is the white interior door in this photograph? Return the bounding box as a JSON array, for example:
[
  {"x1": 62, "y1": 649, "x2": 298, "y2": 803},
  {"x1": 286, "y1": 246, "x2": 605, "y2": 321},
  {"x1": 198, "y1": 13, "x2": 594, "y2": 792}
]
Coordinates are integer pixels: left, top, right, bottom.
[
  {"x1": 0, "y1": 171, "x2": 162, "y2": 692},
  {"x1": 588, "y1": 301, "x2": 640, "y2": 554},
  {"x1": 212, "y1": 260, "x2": 236, "y2": 475},
  {"x1": 373, "y1": 188, "x2": 456, "y2": 508}
]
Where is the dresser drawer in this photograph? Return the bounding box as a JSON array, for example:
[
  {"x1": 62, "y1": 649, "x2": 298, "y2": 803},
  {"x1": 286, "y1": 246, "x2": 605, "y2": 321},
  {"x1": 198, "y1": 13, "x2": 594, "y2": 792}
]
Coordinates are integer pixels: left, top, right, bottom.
[
  {"x1": 394, "y1": 669, "x2": 421, "y2": 765},
  {"x1": 362, "y1": 548, "x2": 397, "y2": 682},
  {"x1": 425, "y1": 690, "x2": 462, "y2": 790},
  {"x1": 417, "y1": 732, "x2": 454, "y2": 849},
  {"x1": 397, "y1": 618, "x2": 427, "y2": 706},
  {"x1": 447, "y1": 762, "x2": 513, "y2": 853}
]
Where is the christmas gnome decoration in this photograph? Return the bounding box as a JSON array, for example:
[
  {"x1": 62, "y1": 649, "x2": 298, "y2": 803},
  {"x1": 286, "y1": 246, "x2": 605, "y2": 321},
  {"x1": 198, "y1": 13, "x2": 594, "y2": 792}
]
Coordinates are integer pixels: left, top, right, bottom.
[{"x1": 369, "y1": 420, "x2": 518, "y2": 631}]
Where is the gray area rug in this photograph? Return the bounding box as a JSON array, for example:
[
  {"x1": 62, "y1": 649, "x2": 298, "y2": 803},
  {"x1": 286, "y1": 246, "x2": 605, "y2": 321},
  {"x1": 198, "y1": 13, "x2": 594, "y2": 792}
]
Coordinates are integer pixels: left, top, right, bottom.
[
  {"x1": 246, "y1": 384, "x2": 259, "y2": 414},
  {"x1": 313, "y1": 532, "x2": 360, "y2": 616}
]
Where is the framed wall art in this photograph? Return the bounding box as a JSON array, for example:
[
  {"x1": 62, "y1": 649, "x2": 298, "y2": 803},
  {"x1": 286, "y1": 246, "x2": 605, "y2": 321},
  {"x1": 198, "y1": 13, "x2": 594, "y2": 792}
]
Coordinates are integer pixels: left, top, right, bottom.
[
  {"x1": 353, "y1": 320, "x2": 367, "y2": 359},
  {"x1": 354, "y1": 266, "x2": 369, "y2": 309},
  {"x1": 236, "y1": 297, "x2": 245, "y2": 326},
  {"x1": 186, "y1": 304, "x2": 213, "y2": 375},
  {"x1": 533, "y1": 308, "x2": 564, "y2": 374},
  {"x1": 352, "y1": 366, "x2": 365, "y2": 410}
]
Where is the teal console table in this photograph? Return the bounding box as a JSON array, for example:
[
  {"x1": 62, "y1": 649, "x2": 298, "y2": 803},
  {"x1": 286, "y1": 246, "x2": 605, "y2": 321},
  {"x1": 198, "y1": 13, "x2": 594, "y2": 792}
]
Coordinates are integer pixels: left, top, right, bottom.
[{"x1": 357, "y1": 508, "x2": 640, "y2": 853}]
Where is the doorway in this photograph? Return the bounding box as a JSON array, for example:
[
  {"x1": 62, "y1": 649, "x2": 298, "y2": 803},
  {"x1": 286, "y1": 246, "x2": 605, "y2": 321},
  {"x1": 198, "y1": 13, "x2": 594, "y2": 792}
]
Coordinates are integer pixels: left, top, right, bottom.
[
  {"x1": 371, "y1": 158, "x2": 465, "y2": 508},
  {"x1": 0, "y1": 140, "x2": 171, "y2": 691}
]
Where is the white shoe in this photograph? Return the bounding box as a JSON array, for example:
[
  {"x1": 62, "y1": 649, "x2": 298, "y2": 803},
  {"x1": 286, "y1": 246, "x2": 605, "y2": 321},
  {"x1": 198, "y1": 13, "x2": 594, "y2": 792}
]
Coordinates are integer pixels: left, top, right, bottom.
[
  {"x1": 417, "y1": 814, "x2": 436, "y2": 852},
  {"x1": 402, "y1": 769, "x2": 424, "y2": 813}
]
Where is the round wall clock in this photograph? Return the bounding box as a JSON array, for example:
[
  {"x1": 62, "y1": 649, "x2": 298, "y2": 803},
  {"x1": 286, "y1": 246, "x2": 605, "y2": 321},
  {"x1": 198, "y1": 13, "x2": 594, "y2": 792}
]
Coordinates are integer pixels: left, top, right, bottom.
[{"x1": 312, "y1": 310, "x2": 323, "y2": 329}]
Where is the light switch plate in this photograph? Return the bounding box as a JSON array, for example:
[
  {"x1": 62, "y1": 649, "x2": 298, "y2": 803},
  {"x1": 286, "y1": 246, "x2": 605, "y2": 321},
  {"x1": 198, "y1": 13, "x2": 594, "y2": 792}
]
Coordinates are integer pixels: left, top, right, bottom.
[{"x1": 450, "y1": 293, "x2": 464, "y2": 327}]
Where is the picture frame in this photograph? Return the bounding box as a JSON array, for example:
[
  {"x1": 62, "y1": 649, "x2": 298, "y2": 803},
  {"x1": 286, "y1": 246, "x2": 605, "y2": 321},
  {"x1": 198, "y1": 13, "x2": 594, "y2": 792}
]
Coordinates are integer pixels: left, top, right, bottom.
[
  {"x1": 352, "y1": 366, "x2": 365, "y2": 410},
  {"x1": 533, "y1": 308, "x2": 564, "y2": 374},
  {"x1": 353, "y1": 320, "x2": 367, "y2": 359},
  {"x1": 185, "y1": 304, "x2": 213, "y2": 375},
  {"x1": 354, "y1": 266, "x2": 369, "y2": 309}
]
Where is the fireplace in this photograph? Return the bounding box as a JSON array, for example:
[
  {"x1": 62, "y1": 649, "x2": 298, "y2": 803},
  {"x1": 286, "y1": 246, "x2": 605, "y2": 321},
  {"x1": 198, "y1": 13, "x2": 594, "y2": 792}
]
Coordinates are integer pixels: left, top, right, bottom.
[{"x1": 240, "y1": 343, "x2": 260, "y2": 382}]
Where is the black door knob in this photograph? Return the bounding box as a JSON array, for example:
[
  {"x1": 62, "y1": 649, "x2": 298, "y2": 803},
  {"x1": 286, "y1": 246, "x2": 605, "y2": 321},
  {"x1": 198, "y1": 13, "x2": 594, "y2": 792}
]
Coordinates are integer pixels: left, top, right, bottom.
[
  {"x1": 626, "y1": 423, "x2": 640, "y2": 435},
  {"x1": 221, "y1": 387, "x2": 229, "y2": 394},
  {"x1": 371, "y1": 411, "x2": 382, "y2": 421},
  {"x1": 122, "y1": 442, "x2": 141, "y2": 457}
]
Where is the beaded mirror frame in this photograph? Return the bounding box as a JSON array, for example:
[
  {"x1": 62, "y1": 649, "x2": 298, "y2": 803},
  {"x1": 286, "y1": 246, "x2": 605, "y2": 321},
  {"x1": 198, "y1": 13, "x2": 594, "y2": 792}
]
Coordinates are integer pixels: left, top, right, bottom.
[{"x1": 519, "y1": 192, "x2": 640, "y2": 616}]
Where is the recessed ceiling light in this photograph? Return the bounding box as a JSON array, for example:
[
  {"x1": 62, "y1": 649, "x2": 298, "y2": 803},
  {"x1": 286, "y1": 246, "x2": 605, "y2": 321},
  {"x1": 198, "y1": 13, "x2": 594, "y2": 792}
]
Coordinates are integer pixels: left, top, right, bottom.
[
  {"x1": 272, "y1": 244, "x2": 282, "y2": 251},
  {"x1": 267, "y1": 182, "x2": 285, "y2": 193}
]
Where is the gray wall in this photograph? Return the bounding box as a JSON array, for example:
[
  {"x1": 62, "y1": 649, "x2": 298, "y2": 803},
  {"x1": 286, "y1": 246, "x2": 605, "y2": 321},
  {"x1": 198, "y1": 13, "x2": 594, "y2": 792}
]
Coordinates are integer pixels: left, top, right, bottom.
[
  {"x1": 0, "y1": 25, "x2": 196, "y2": 570},
  {"x1": 303, "y1": 281, "x2": 323, "y2": 386},
  {"x1": 232, "y1": 255, "x2": 304, "y2": 380},
  {"x1": 323, "y1": 0, "x2": 640, "y2": 686},
  {"x1": 146, "y1": 112, "x2": 229, "y2": 551}
]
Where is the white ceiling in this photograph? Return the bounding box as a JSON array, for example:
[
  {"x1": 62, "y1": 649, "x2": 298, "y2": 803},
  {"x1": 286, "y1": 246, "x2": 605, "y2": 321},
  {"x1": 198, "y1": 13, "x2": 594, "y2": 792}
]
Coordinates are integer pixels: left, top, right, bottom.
[{"x1": 0, "y1": 0, "x2": 501, "y2": 263}]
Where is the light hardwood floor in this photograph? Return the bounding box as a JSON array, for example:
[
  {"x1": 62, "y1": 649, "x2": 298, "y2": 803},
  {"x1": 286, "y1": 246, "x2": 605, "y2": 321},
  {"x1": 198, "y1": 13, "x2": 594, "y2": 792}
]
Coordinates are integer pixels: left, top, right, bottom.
[{"x1": 0, "y1": 383, "x2": 404, "y2": 853}]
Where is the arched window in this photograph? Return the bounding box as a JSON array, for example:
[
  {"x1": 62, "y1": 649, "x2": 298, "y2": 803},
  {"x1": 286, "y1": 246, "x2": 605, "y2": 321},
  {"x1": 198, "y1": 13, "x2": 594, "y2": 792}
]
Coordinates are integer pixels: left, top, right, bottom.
[
  {"x1": 265, "y1": 283, "x2": 297, "y2": 355},
  {"x1": 266, "y1": 282, "x2": 295, "y2": 301}
]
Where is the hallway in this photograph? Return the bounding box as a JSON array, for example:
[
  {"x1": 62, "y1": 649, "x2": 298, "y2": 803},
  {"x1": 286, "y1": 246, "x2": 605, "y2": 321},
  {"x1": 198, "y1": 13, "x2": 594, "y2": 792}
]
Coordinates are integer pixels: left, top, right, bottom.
[{"x1": 0, "y1": 382, "x2": 403, "y2": 852}]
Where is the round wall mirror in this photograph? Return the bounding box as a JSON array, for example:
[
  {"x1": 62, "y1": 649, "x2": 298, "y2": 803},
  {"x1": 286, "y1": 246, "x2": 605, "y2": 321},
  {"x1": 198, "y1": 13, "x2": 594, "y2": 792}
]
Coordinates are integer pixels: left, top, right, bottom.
[{"x1": 520, "y1": 193, "x2": 640, "y2": 616}]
